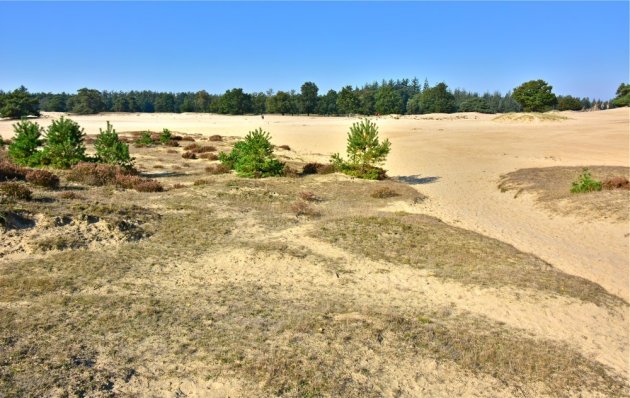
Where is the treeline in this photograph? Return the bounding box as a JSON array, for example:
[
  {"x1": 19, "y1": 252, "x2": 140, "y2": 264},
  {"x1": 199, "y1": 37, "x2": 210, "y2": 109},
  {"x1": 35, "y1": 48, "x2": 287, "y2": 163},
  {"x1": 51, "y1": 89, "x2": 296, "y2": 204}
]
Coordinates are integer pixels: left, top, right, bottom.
[{"x1": 0, "y1": 78, "x2": 623, "y2": 119}]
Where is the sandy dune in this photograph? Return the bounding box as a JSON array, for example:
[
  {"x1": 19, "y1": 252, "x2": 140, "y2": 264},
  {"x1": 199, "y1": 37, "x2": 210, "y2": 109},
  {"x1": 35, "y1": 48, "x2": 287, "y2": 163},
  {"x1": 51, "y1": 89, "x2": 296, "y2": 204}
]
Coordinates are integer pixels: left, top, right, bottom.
[{"x1": 2, "y1": 109, "x2": 627, "y2": 300}]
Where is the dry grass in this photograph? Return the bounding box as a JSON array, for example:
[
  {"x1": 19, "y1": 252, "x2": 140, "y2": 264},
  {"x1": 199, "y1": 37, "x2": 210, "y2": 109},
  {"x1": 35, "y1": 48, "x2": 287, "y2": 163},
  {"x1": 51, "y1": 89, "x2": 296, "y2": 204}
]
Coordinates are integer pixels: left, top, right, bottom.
[
  {"x1": 499, "y1": 166, "x2": 630, "y2": 222},
  {"x1": 0, "y1": 139, "x2": 626, "y2": 397},
  {"x1": 370, "y1": 186, "x2": 399, "y2": 198},
  {"x1": 493, "y1": 112, "x2": 569, "y2": 122}
]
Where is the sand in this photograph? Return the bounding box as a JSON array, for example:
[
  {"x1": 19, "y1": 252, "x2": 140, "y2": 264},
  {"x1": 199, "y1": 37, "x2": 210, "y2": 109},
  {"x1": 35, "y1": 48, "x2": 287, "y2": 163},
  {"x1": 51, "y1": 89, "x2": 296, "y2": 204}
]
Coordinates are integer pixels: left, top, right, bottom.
[{"x1": 2, "y1": 109, "x2": 627, "y2": 301}]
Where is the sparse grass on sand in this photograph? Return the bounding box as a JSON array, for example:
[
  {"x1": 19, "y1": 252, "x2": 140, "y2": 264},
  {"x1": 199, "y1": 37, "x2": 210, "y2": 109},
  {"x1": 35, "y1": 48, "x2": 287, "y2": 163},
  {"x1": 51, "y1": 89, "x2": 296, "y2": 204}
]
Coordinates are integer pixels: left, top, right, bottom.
[
  {"x1": 498, "y1": 166, "x2": 630, "y2": 222},
  {"x1": 0, "y1": 140, "x2": 627, "y2": 397},
  {"x1": 493, "y1": 112, "x2": 569, "y2": 122}
]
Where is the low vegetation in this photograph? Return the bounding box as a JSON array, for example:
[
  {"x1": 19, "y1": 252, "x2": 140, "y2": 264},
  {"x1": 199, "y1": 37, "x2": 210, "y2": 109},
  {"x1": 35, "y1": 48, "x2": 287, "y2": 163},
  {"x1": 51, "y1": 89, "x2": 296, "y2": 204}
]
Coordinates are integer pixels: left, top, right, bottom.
[
  {"x1": 571, "y1": 168, "x2": 602, "y2": 193},
  {"x1": 331, "y1": 119, "x2": 390, "y2": 180},
  {"x1": 219, "y1": 128, "x2": 285, "y2": 178}
]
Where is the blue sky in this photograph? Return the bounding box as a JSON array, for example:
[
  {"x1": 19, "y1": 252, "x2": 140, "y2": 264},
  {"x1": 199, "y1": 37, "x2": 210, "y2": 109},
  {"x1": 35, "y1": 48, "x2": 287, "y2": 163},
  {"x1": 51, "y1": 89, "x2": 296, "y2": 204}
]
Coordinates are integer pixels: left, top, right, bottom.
[{"x1": 0, "y1": 2, "x2": 627, "y2": 99}]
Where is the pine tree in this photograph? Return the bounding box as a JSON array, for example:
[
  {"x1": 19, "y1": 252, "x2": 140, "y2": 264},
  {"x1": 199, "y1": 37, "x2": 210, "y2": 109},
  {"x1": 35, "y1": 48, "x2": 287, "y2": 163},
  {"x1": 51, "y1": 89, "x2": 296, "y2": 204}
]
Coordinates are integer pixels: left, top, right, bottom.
[
  {"x1": 94, "y1": 121, "x2": 134, "y2": 168},
  {"x1": 41, "y1": 117, "x2": 86, "y2": 168},
  {"x1": 8, "y1": 120, "x2": 43, "y2": 166}
]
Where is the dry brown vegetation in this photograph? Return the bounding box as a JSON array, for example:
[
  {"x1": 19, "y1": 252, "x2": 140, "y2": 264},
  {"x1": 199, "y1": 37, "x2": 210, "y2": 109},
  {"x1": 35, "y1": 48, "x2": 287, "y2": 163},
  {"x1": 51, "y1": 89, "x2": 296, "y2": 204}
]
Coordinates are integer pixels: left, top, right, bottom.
[
  {"x1": 0, "y1": 135, "x2": 628, "y2": 397},
  {"x1": 498, "y1": 166, "x2": 630, "y2": 222}
]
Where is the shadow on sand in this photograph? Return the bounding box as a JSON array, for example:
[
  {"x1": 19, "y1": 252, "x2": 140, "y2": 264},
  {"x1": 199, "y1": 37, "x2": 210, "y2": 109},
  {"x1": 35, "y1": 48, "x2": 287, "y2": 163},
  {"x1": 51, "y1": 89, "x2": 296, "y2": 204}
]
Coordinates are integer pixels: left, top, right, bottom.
[{"x1": 395, "y1": 175, "x2": 441, "y2": 185}]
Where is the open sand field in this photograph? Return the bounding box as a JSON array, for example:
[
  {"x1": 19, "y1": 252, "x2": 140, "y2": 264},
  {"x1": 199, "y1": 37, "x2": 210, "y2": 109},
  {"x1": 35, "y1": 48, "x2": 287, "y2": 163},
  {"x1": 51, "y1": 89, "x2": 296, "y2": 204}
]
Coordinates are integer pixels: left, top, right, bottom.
[{"x1": 0, "y1": 109, "x2": 628, "y2": 396}]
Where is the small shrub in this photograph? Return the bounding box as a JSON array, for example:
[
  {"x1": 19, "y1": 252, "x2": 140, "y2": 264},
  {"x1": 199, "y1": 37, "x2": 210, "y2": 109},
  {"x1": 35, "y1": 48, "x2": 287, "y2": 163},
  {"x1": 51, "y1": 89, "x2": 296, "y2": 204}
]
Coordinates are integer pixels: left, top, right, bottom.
[
  {"x1": 570, "y1": 169, "x2": 602, "y2": 193},
  {"x1": 302, "y1": 162, "x2": 335, "y2": 175},
  {"x1": 59, "y1": 191, "x2": 82, "y2": 199},
  {"x1": 132, "y1": 179, "x2": 163, "y2": 193},
  {"x1": 170, "y1": 183, "x2": 186, "y2": 190},
  {"x1": 159, "y1": 129, "x2": 172, "y2": 144},
  {"x1": 94, "y1": 121, "x2": 134, "y2": 169},
  {"x1": 153, "y1": 165, "x2": 164, "y2": 169},
  {"x1": 195, "y1": 146, "x2": 216, "y2": 154},
  {"x1": 182, "y1": 151, "x2": 197, "y2": 159},
  {"x1": 602, "y1": 176, "x2": 630, "y2": 190},
  {"x1": 0, "y1": 161, "x2": 27, "y2": 181},
  {"x1": 171, "y1": 135, "x2": 183, "y2": 141},
  {"x1": 290, "y1": 200, "x2": 319, "y2": 217},
  {"x1": 298, "y1": 191, "x2": 319, "y2": 202},
  {"x1": 135, "y1": 131, "x2": 154, "y2": 146},
  {"x1": 41, "y1": 117, "x2": 86, "y2": 169},
  {"x1": 277, "y1": 144, "x2": 291, "y2": 151},
  {"x1": 25, "y1": 169, "x2": 60, "y2": 189},
  {"x1": 193, "y1": 179, "x2": 211, "y2": 186},
  {"x1": 165, "y1": 140, "x2": 180, "y2": 147},
  {"x1": 67, "y1": 162, "x2": 134, "y2": 186},
  {"x1": 166, "y1": 149, "x2": 179, "y2": 154},
  {"x1": 208, "y1": 135, "x2": 222, "y2": 141},
  {"x1": 0, "y1": 182, "x2": 32, "y2": 201},
  {"x1": 205, "y1": 164, "x2": 231, "y2": 174},
  {"x1": 8, "y1": 120, "x2": 43, "y2": 167},
  {"x1": 331, "y1": 119, "x2": 390, "y2": 180},
  {"x1": 199, "y1": 153, "x2": 219, "y2": 160},
  {"x1": 218, "y1": 128, "x2": 285, "y2": 178},
  {"x1": 371, "y1": 186, "x2": 400, "y2": 199},
  {"x1": 180, "y1": 136, "x2": 195, "y2": 142},
  {"x1": 184, "y1": 143, "x2": 199, "y2": 151}
]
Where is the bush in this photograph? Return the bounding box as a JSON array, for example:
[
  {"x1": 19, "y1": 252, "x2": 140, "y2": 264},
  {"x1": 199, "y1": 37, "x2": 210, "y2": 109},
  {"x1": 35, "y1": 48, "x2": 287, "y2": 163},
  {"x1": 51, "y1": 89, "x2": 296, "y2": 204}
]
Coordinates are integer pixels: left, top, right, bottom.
[
  {"x1": 182, "y1": 151, "x2": 197, "y2": 159},
  {"x1": 199, "y1": 153, "x2": 219, "y2": 160},
  {"x1": 8, "y1": 120, "x2": 43, "y2": 166},
  {"x1": 602, "y1": 176, "x2": 629, "y2": 190},
  {"x1": 113, "y1": 173, "x2": 163, "y2": 192},
  {"x1": 208, "y1": 135, "x2": 222, "y2": 142},
  {"x1": 371, "y1": 186, "x2": 399, "y2": 198},
  {"x1": 277, "y1": 144, "x2": 291, "y2": 151},
  {"x1": 94, "y1": 121, "x2": 134, "y2": 169},
  {"x1": 302, "y1": 162, "x2": 335, "y2": 175},
  {"x1": 131, "y1": 179, "x2": 163, "y2": 193},
  {"x1": 135, "y1": 131, "x2": 154, "y2": 146},
  {"x1": 59, "y1": 191, "x2": 82, "y2": 199},
  {"x1": 25, "y1": 169, "x2": 60, "y2": 189},
  {"x1": 159, "y1": 128, "x2": 172, "y2": 144},
  {"x1": 331, "y1": 119, "x2": 390, "y2": 180},
  {"x1": 0, "y1": 161, "x2": 27, "y2": 181},
  {"x1": 205, "y1": 164, "x2": 230, "y2": 174},
  {"x1": 290, "y1": 200, "x2": 319, "y2": 217},
  {"x1": 41, "y1": 117, "x2": 86, "y2": 168},
  {"x1": 67, "y1": 162, "x2": 130, "y2": 186},
  {"x1": 218, "y1": 128, "x2": 285, "y2": 178},
  {"x1": 298, "y1": 191, "x2": 319, "y2": 202},
  {"x1": 570, "y1": 169, "x2": 602, "y2": 193},
  {"x1": 0, "y1": 182, "x2": 32, "y2": 201}
]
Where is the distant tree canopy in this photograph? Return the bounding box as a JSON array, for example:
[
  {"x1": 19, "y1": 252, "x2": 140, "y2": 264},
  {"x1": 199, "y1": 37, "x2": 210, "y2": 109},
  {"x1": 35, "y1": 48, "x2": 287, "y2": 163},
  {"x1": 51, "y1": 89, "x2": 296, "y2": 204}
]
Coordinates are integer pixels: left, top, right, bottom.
[
  {"x1": 512, "y1": 80, "x2": 558, "y2": 112},
  {"x1": 300, "y1": 82, "x2": 319, "y2": 116},
  {"x1": 70, "y1": 88, "x2": 106, "y2": 114},
  {"x1": 6, "y1": 77, "x2": 613, "y2": 119},
  {"x1": 0, "y1": 86, "x2": 40, "y2": 119},
  {"x1": 611, "y1": 83, "x2": 630, "y2": 107},
  {"x1": 557, "y1": 95, "x2": 583, "y2": 111}
]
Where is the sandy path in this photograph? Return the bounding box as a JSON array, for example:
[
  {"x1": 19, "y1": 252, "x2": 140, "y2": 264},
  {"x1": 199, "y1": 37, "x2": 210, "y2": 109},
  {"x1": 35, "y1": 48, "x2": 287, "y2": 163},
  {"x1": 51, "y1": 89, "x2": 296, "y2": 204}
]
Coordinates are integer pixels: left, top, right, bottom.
[{"x1": 1, "y1": 109, "x2": 628, "y2": 300}]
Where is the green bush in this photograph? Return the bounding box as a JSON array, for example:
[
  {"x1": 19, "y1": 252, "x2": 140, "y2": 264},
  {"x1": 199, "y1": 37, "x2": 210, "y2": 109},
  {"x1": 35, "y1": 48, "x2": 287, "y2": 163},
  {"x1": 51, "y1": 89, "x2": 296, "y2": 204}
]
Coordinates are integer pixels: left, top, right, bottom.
[
  {"x1": 94, "y1": 121, "x2": 134, "y2": 169},
  {"x1": 8, "y1": 120, "x2": 43, "y2": 166},
  {"x1": 41, "y1": 117, "x2": 86, "y2": 169},
  {"x1": 135, "y1": 131, "x2": 154, "y2": 146},
  {"x1": 570, "y1": 169, "x2": 602, "y2": 193},
  {"x1": 218, "y1": 128, "x2": 285, "y2": 178},
  {"x1": 331, "y1": 119, "x2": 390, "y2": 180},
  {"x1": 159, "y1": 128, "x2": 172, "y2": 144}
]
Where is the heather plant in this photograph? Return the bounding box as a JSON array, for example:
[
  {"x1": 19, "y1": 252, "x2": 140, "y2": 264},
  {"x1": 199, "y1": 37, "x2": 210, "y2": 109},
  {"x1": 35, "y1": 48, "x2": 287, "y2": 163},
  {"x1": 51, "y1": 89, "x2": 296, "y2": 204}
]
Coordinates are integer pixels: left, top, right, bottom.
[
  {"x1": 25, "y1": 169, "x2": 60, "y2": 189},
  {"x1": 94, "y1": 121, "x2": 134, "y2": 169},
  {"x1": 331, "y1": 119, "x2": 390, "y2": 180},
  {"x1": 8, "y1": 120, "x2": 43, "y2": 166},
  {"x1": 570, "y1": 169, "x2": 602, "y2": 193},
  {"x1": 41, "y1": 117, "x2": 86, "y2": 168},
  {"x1": 0, "y1": 182, "x2": 32, "y2": 201},
  {"x1": 218, "y1": 128, "x2": 284, "y2": 178}
]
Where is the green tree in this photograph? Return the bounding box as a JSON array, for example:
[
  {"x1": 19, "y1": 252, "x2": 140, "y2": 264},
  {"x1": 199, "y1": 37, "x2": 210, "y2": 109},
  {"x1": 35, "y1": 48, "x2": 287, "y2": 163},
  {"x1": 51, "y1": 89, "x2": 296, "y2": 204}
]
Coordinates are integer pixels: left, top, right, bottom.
[
  {"x1": 155, "y1": 93, "x2": 176, "y2": 112},
  {"x1": 512, "y1": 80, "x2": 557, "y2": 112},
  {"x1": 8, "y1": 120, "x2": 43, "y2": 166},
  {"x1": 267, "y1": 91, "x2": 292, "y2": 115},
  {"x1": 331, "y1": 119, "x2": 391, "y2": 180},
  {"x1": 375, "y1": 85, "x2": 404, "y2": 114},
  {"x1": 41, "y1": 117, "x2": 86, "y2": 168},
  {"x1": 337, "y1": 86, "x2": 360, "y2": 115},
  {"x1": 217, "y1": 88, "x2": 252, "y2": 115},
  {"x1": 70, "y1": 88, "x2": 106, "y2": 114},
  {"x1": 0, "y1": 86, "x2": 40, "y2": 119},
  {"x1": 557, "y1": 96, "x2": 583, "y2": 111},
  {"x1": 611, "y1": 83, "x2": 630, "y2": 107},
  {"x1": 458, "y1": 97, "x2": 492, "y2": 113},
  {"x1": 300, "y1": 82, "x2": 319, "y2": 115},
  {"x1": 94, "y1": 121, "x2": 134, "y2": 168},
  {"x1": 218, "y1": 128, "x2": 284, "y2": 178},
  {"x1": 317, "y1": 90, "x2": 338, "y2": 115}
]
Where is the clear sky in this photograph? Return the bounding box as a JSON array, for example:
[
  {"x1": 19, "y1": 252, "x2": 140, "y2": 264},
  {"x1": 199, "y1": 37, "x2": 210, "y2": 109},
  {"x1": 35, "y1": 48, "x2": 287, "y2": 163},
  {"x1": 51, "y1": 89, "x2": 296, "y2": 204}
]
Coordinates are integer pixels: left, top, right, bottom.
[{"x1": 0, "y1": 1, "x2": 627, "y2": 99}]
